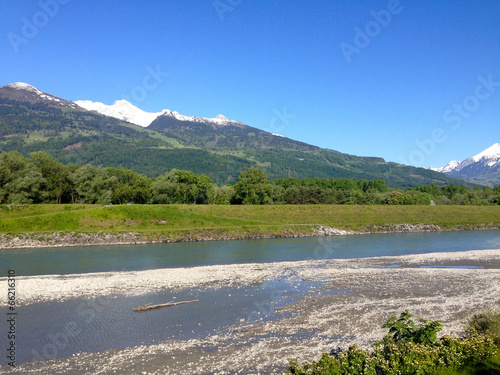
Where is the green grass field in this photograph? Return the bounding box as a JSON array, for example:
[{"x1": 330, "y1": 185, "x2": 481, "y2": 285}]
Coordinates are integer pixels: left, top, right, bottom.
[{"x1": 0, "y1": 204, "x2": 499, "y2": 235}]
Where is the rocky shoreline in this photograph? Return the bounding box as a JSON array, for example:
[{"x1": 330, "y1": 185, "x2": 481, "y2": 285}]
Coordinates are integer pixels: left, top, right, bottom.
[
  {"x1": 3, "y1": 249, "x2": 499, "y2": 374},
  {"x1": 0, "y1": 223, "x2": 497, "y2": 249}
]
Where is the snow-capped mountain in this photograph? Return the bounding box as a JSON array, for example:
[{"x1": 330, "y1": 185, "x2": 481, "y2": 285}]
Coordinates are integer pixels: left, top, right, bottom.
[
  {"x1": 75, "y1": 99, "x2": 163, "y2": 127},
  {"x1": 430, "y1": 143, "x2": 500, "y2": 185},
  {"x1": 430, "y1": 160, "x2": 460, "y2": 174},
  {"x1": 1, "y1": 82, "x2": 80, "y2": 109},
  {"x1": 1, "y1": 81, "x2": 246, "y2": 129},
  {"x1": 158, "y1": 110, "x2": 243, "y2": 127},
  {"x1": 75, "y1": 99, "x2": 242, "y2": 128},
  {"x1": 469, "y1": 143, "x2": 500, "y2": 166}
]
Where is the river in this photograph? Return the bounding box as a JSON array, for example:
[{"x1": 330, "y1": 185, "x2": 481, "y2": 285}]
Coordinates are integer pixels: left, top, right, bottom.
[{"x1": 2, "y1": 229, "x2": 500, "y2": 276}]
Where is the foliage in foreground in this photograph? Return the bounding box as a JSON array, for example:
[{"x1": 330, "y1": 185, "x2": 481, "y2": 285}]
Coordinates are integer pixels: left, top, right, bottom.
[{"x1": 287, "y1": 309, "x2": 500, "y2": 375}]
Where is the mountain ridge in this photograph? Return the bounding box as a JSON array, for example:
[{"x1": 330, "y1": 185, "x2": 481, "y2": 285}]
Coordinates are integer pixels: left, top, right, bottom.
[
  {"x1": 0, "y1": 82, "x2": 475, "y2": 187},
  {"x1": 75, "y1": 98, "x2": 243, "y2": 128},
  {"x1": 2, "y1": 82, "x2": 80, "y2": 109},
  {"x1": 430, "y1": 143, "x2": 500, "y2": 185}
]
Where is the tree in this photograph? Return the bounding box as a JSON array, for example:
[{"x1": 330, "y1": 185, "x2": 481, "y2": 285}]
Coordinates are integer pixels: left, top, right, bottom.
[
  {"x1": 0, "y1": 151, "x2": 27, "y2": 203},
  {"x1": 0, "y1": 151, "x2": 45, "y2": 204},
  {"x1": 30, "y1": 151, "x2": 73, "y2": 204},
  {"x1": 151, "y1": 173, "x2": 179, "y2": 204},
  {"x1": 151, "y1": 169, "x2": 214, "y2": 204},
  {"x1": 106, "y1": 167, "x2": 152, "y2": 204},
  {"x1": 348, "y1": 190, "x2": 364, "y2": 205},
  {"x1": 403, "y1": 190, "x2": 432, "y2": 205},
  {"x1": 6, "y1": 164, "x2": 45, "y2": 204},
  {"x1": 175, "y1": 170, "x2": 214, "y2": 204},
  {"x1": 386, "y1": 190, "x2": 404, "y2": 205},
  {"x1": 233, "y1": 167, "x2": 275, "y2": 204},
  {"x1": 210, "y1": 185, "x2": 235, "y2": 204},
  {"x1": 415, "y1": 182, "x2": 441, "y2": 196},
  {"x1": 71, "y1": 165, "x2": 113, "y2": 204}
]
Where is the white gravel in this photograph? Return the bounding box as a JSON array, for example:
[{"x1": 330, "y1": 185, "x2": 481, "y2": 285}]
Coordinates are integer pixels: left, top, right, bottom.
[
  {"x1": 2, "y1": 249, "x2": 499, "y2": 305},
  {"x1": 2, "y1": 249, "x2": 500, "y2": 374}
]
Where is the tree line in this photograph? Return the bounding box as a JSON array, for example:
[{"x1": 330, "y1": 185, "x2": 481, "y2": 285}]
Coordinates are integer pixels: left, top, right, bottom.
[{"x1": 0, "y1": 151, "x2": 499, "y2": 205}]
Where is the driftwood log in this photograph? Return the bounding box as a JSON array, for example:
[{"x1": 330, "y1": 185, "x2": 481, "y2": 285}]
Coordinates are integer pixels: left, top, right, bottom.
[{"x1": 133, "y1": 299, "x2": 199, "y2": 312}]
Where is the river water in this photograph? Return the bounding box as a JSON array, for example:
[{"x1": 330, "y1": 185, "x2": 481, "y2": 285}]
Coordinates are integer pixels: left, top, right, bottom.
[
  {"x1": 2, "y1": 230, "x2": 500, "y2": 276},
  {"x1": 1, "y1": 230, "x2": 499, "y2": 367}
]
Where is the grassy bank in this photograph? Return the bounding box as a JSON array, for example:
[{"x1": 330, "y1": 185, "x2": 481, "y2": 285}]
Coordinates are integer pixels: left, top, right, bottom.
[{"x1": 0, "y1": 204, "x2": 499, "y2": 235}]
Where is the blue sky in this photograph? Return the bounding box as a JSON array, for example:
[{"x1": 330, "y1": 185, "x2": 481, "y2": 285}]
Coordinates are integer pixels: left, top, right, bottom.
[{"x1": 1, "y1": 0, "x2": 499, "y2": 168}]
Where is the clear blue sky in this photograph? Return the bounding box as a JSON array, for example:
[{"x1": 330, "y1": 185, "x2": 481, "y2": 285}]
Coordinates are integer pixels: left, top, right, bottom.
[{"x1": 1, "y1": 0, "x2": 499, "y2": 168}]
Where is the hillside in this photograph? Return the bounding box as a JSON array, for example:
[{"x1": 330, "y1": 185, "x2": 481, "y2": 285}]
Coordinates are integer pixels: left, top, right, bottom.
[
  {"x1": 0, "y1": 82, "x2": 471, "y2": 187},
  {"x1": 0, "y1": 83, "x2": 253, "y2": 181}
]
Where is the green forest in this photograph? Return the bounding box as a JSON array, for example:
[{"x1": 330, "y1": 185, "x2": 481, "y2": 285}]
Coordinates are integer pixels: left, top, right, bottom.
[{"x1": 1, "y1": 150, "x2": 499, "y2": 206}]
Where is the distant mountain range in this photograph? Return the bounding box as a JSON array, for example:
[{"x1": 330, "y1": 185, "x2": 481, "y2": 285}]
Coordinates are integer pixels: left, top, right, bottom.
[
  {"x1": 75, "y1": 99, "x2": 241, "y2": 128},
  {"x1": 0, "y1": 82, "x2": 474, "y2": 187},
  {"x1": 430, "y1": 143, "x2": 500, "y2": 185}
]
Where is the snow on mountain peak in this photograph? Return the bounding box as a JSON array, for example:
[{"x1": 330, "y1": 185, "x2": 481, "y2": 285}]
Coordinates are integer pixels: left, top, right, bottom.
[
  {"x1": 159, "y1": 110, "x2": 241, "y2": 126},
  {"x1": 75, "y1": 99, "x2": 164, "y2": 127},
  {"x1": 430, "y1": 143, "x2": 500, "y2": 178},
  {"x1": 74, "y1": 96, "x2": 242, "y2": 127},
  {"x1": 6, "y1": 82, "x2": 42, "y2": 94},
  {"x1": 161, "y1": 109, "x2": 198, "y2": 122},
  {"x1": 114, "y1": 99, "x2": 135, "y2": 107},
  {"x1": 433, "y1": 160, "x2": 460, "y2": 173},
  {"x1": 472, "y1": 143, "x2": 500, "y2": 162},
  {"x1": 3, "y1": 82, "x2": 78, "y2": 107},
  {"x1": 211, "y1": 114, "x2": 231, "y2": 124},
  {"x1": 4, "y1": 82, "x2": 241, "y2": 127}
]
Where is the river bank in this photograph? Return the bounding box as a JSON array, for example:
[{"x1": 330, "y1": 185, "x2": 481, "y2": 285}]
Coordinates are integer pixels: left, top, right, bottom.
[
  {"x1": 0, "y1": 223, "x2": 497, "y2": 249},
  {"x1": 0, "y1": 204, "x2": 499, "y2": 249},
  {"x1": 2, "y1": 249, "x2": 499, "y2": 374}
]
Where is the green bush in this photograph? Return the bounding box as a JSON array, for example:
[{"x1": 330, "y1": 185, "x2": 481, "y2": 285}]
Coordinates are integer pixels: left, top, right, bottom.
[
  {"x1": 287, "y1": 310, "x2": 498, "y2": 375},
  {"x1": 382, "y1": 310, "x2": 443, "y2": 345},
  {"x1": 466, "y1": 306, "x2": 500, "y2": 346}
]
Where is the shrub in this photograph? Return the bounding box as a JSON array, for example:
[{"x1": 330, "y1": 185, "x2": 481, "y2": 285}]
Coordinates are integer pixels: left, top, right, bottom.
[
  {"x1": 286, "y1": 310, "x2": 498, "y2": 375},
  {"x1": 466, "y1": 306, "x2": 500, "y2": 346},
  {"x1": 382, "y1": 309, "x2": 442, "y2": 345}
]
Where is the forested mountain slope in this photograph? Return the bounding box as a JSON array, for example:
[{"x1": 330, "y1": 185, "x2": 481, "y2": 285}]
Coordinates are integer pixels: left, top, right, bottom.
[{"x1": 0, "y1": 83, "x2": 470, "y2": 187}]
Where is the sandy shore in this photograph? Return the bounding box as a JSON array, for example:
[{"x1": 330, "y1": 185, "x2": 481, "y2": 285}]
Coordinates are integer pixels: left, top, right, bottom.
[{"x1": 2, "y1": 249, "x2": 500, "y2": 374}]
